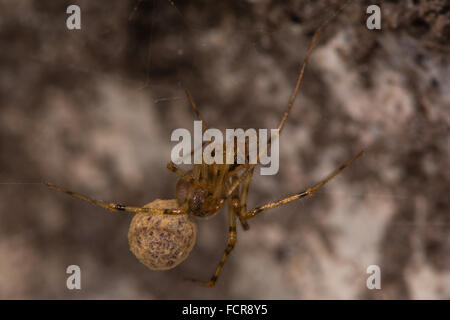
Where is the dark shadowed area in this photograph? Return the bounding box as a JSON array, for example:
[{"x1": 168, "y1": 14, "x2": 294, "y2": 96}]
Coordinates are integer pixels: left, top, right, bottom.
[{"x1": 0, "y1": 0, "x2": 449, "y2": 299}]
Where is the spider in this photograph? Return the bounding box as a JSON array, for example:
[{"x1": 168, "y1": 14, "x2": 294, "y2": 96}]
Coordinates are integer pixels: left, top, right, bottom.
[{"x1": 45, "y1": 28, "x2": 363, "y2": 287}]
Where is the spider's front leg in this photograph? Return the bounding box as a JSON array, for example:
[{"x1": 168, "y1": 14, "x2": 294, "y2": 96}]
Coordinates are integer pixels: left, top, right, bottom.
[
  {"x1": 185, "y1": 196, "x2": 237, "y2": 287},
  {"x1": 224, "y1": 178, "x2": 250, "y2": 231},
  {"x1": 238, "y1": 167, "x2": 255, "y2": 231},
  {"x1": 243, "y1": 151, "x2": 364, "y2": 219},
  {"x1": 45, "y1": 183, "x2": 184, "y2": 215}
]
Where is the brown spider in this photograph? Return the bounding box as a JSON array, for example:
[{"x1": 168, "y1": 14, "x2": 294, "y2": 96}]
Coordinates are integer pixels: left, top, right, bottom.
[{"x1": 45, "y1": 28, "x2": 363, "y2": 287}]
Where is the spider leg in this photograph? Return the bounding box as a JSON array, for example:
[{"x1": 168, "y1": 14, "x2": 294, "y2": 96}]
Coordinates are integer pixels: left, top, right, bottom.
[
  {"x1": 219, "y1": 163, "x2": 258, "y2": 228},
  {"x1": 220, "y1": 176, "x2": 249, "y2": 230},
  {"x1": 225, "y1": 164, "x2": 254, "y2": 198},
  {"x1": 185, "y1": 89, "x2": 207, "y2": 131},
  {"x1": 224, "y1": 176, "x2": 250, "y2": 231},
  {"x1": 45, "y1": 183, "x2": 184, "y2": 215},
  {"x1": 244, "y1": 151, "x2": 364, "y2": 219},
  {"x1": 278, "y1": 28, "x2": 321, "y2": 134},
  {"x1": 185, "y1": 195, "x2": 237, "y2": 287},
  {"x1": 225, "y1": 26, "x2": 321, "y2": 190},
  {"x1": 228, "y1": 163, "x2": 249, "y2": 178},
  {"x1": 166, "y1": 89, "x2": 209, "y2": 182},
  {"x1": 167, "y1": 162, "x2": 194, "y2": 183},
  {"x1": 238, "y1": 166, "x2": 254, "y2": 230},
  {"x1": 205, "y1": 29, "x2": 323, "y2": 201},
  {"x1": 212, "y1": 164, "x2": 230, "y2": 199},
  {"x1": 167, "y1": 162, "x2": 208, "y2": 191}
]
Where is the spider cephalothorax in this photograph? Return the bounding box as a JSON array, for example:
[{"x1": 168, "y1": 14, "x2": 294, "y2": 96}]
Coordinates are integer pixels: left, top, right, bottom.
[
  {"x1": 175, "y1": 174, "x2": 224, "y2": 218},
  {"x1": 45, "y1": 28, "x2": 363, "y2": 287}
]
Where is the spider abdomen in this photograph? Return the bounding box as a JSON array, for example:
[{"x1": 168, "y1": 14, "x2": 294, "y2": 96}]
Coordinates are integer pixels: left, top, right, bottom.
[{"x1": 128, "y1": 199, "x2": 197, "y2": 270}]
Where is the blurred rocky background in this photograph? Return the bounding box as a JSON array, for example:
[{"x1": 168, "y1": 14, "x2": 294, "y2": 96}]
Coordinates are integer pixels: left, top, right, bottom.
[{"x1": 0, "y1": 0, "x2": 448, "y2": 299}]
